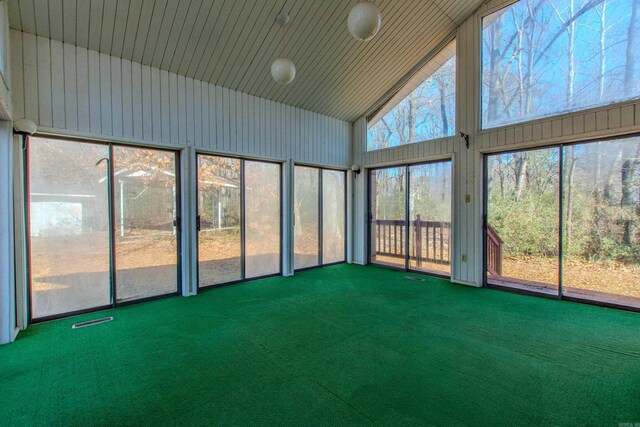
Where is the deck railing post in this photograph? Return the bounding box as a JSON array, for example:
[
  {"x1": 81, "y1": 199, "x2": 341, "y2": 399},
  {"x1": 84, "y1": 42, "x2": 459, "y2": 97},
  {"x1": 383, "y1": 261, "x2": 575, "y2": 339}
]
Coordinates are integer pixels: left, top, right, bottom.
[{"x1": 414, "y1": 214, "x2": 422, "y2": 266}]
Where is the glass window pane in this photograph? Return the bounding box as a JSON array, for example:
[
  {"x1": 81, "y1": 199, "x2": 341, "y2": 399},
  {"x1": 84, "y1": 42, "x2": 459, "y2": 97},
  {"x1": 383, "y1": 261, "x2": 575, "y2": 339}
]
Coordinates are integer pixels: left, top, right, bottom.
[
  {"x1": 486, "y1": 148, "x2": 560, "y2": 295},
  {"x1": 245, "y1": 161, "x2": 281, "y2": 278},
  {"x1": 370, "y1": 167, "x2": 407, "y2": 268},
  {"x1": 28, "y1": 137, "x2": 111, "y2": 318},
  {"x1": 367, "y1": 39, "x2": 456, "y2": 150},
  {"x1": 113, "y1": 146, "x2": 179, "y2": 302},
  {"x1": 482, "y1": 0, "x2": 640, "y2": 129},
  {"x1": 322, "y1": 170, "x2": 346, "y2": 264},
  {"x1": 294, "y1": 166, "x2": 320, "y2": 270},
  {"x1": 409, "y1": 162, "x2": 451, "y2": 275},
  {"x1": 197, "y1": 155, "x2": 242, "y2": 286},
  {"x1": 562, "y1": 137, "x2": 640, "y2": 308}
]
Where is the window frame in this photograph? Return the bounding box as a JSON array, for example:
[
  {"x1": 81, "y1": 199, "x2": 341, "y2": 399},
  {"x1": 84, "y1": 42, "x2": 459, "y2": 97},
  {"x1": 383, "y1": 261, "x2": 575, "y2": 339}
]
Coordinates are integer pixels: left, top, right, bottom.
[
  {"x1": 478, "y1": 0, "x2": 640, "y2": 131},
  {"x1": 293, "y1": 162, "x2": 348, "y2": 272},
  {"x1": 366, "y1": 37, "x2": 458, "y2": 152}
]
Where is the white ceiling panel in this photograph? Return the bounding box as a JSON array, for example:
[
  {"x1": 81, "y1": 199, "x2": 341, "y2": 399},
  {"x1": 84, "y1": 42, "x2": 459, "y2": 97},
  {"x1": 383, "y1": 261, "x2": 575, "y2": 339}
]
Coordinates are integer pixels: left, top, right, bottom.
[{"x1": 8, "y1": 0, "x2": 485, "y2": 121}]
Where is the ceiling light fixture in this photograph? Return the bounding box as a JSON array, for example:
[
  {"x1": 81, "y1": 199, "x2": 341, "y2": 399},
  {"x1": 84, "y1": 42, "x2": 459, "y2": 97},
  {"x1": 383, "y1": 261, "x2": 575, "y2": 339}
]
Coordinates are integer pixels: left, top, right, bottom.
[
  {"x1": 348, "y1": 1, "x2": 382, "y2": 41},
  {"x1": 271, "y1": 12, "x2": 296, "y2": 85}
]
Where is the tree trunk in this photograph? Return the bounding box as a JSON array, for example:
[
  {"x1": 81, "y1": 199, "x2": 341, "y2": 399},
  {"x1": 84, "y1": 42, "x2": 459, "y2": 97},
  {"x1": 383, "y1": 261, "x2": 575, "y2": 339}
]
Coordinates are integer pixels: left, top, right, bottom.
[
  {"x1": 604, "y1": 146, "x2": 623, "y2": 204},
  {"x1": 438, "y1": 78, "x2": 449, "y2": 136},
  {"x1": 515, "y1": 153, "x2": 528, "y2": 200},
  {"x1": 487, "y1": 15, "x2": 503, "y2": 122},
  {"x1": 564, "y1": 146, "x2": 577, "y2": 246},
  {"x1": 625, "y1": 0, "x2": 638, "y2": 96},
  {"x1": 621, "y1": 145, "x2": 639, "y2": 245},
  {"x1": 408, "y1": 92, "x2": 417, "y2": 144},
  {"x1": 566, "y1": 0, "x2": 576, "y2": 108},
  {"x1": 597, "y1": 1, "x2": 607, "y2": 100}
]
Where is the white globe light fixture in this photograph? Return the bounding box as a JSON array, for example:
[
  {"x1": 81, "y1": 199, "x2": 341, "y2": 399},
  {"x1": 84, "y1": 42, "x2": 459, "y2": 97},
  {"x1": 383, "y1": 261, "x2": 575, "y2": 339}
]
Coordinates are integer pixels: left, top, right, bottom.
[
  {"x1": 348, "y1": 1, "x2": 381, "y2": 41},
  {"x1": 271, "y1": 12, "x2": 296, "y2": 85},
  {"x1": 271, "y1": 57, "x2": 296, "y2": 85}
]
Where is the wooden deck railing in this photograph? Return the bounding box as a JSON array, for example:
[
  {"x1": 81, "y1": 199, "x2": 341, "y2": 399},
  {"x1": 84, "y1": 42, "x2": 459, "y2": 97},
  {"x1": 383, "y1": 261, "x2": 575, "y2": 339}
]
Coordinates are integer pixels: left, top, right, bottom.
[
  {"x1": 374, "y1": 217, "x2": 450, "y2": 265},
  {"x1": 375, "y1": 218, "x2": 504, "y2": 272},
  {"x1": 486, "y1": 225, "x2": 503, "y2": 276}
]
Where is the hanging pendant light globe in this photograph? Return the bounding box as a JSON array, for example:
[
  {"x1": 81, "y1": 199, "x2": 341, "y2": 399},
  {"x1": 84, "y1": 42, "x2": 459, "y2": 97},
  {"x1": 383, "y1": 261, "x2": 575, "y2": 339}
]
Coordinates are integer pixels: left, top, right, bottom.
[
  {"x1": 271, "y1": 11, "x2": 296, "y2": 85},
  {"x1": 271, "y1": 57, "x2": 296, "y2": 85},
  {"x1": 348, "y1": 1, "x2": 381, "y2": 41}
]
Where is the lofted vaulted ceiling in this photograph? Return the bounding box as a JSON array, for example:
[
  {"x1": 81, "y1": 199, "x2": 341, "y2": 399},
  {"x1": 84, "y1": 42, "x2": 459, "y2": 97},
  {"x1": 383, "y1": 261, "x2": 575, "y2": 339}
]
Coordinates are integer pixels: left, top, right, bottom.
[{"x1": 8, "y1": 0, "x2": 484, "y2": 122}]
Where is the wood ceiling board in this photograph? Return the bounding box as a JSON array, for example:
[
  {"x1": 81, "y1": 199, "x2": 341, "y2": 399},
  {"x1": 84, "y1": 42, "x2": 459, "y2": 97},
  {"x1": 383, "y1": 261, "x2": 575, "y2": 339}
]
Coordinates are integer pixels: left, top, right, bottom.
[
  {"x1": 119, "y1": 0, "x2": 143, "y2": 60},
  {"x1": 241, "y1": 0, "x2": 313, "y2": 96},
  {"x1": 284, "y1": 0, "x2": 407, "y2": 112},
  {"x1": 231, "y1": 0, "x2": 297, "y2": 93},
  {"x1": 300, "y1": 0, "x2": 424, "y2": 117},
  {"x1": 327, "y1": 13, "x2": 455, "y2": 120},
  {"x1": 8, "y1": 0, "x2": 487, "y2": 122},
  {"x1": 176, "y1": 0, "x2": 217, "y2": 77}
]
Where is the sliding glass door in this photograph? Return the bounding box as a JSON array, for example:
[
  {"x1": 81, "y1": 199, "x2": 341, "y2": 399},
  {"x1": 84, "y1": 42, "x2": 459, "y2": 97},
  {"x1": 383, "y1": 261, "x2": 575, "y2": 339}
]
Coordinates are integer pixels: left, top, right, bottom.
[
  {"x1": 485, "y1": 135, "x2": 640, "y2": 309},
  {"x1": 370, "y1": 167, "x2": 407, "y2": 268},
  {"x1": 485, "y1": 148, "x2": 560, "y2": 295},
  {"x1": 322, "y1": 169, "x2": 346, "y2": 265},
  {"x1": 369, "y1": 160, "x2": 452, "y2": 276},
  {"x1": 196, "y1": 156, "x2": 242, "y2": 286},
  {"x1": 244, "y1": 161, "x2": 281, "y2": 279},
  {"x1": 409, "y1": 162, "x2": 452, "y2": 275},
  {"x1": 294, "y1": 166, "x2": 320, "y2": 269},
  {"x1": 197, "y1": 155, "x2": 281, "y2": 287},
  {"x1": 27, "y1": 137, "x2": 180, "y2": 321},
  {"x1": 561, "y1": 138, "x2": 640, "y2": 307},
  {"x1": 293, "y1": 166, "x2": 346, "y2": 270},
  {"x1": 113, "y1": 146, "x2": 179, "y2": 302},
  {"x1": 29, "y1": 138, "x2": 112, "y2": 319}
]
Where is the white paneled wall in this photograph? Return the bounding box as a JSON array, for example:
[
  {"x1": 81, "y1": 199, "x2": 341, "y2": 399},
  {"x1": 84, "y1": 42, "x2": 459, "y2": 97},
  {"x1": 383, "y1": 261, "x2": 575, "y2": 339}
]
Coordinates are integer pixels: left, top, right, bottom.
[
  {"x1": 352, "y1": 1, "x2": 640, "y2": 286},
  {"x1": 10, "y1": 29, "x2": 351, "y2": 167},
  {"x1": 0, "y1": 1, "x2": 13, "y2": 346}
]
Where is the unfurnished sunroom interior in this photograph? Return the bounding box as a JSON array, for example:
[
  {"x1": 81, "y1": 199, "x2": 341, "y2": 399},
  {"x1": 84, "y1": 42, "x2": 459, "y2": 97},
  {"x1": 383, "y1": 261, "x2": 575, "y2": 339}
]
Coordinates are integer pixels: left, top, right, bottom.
[{"x1": 0, "y1": 0, "x2": 639, "y2": 425}]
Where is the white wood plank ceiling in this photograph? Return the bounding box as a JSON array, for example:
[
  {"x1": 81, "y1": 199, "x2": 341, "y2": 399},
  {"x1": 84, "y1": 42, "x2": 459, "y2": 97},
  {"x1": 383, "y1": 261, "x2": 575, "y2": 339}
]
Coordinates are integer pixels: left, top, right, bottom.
[{"x1": 8, "y1": 0, "x2": 484, "y2": 122}]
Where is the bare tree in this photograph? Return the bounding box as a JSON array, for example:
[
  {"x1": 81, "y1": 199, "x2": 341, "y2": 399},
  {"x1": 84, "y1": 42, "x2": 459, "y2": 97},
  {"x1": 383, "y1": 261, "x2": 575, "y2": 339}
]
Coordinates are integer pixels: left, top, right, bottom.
[{"x1": 625, "y1": 0, "x2": 638, "y2": 96}]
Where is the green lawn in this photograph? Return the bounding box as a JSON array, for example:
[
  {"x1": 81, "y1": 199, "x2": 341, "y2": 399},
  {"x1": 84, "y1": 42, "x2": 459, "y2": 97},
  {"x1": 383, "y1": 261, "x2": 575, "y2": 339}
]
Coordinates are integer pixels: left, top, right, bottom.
[{"x1": 1, "y1": 264, "x2": 639, "y2": 426}]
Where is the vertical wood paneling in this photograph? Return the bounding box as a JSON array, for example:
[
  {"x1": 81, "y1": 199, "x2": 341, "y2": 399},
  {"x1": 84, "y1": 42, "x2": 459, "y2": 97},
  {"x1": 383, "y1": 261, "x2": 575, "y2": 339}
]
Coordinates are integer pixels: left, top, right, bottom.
[
  {"x1": 151, "y1": 67, "x2": 161, "y2": 142},
  {"x1": 10, "y1": 29, "x2": 24, "y2": 119},
  {"x1": 169, "y1": 72, "x2": 178, "y2": 143},
  {"x1": 111, "y1": 57, "x2": 123, "y2": 137},
  {"x1": 36, "y1": 36, "x2": 51, "y2": 127},
  {"x1": 50, "y1": 40, "x2": 65, "y2": 129},
  {"x1": 99, "y1": 53, "x2": 112, "y2": 135},
  {"x1": 11, "y1": 30, "x2": 349, "y2": 166},
  {"x1": 201, "y1": 81, "x2": 209, "y2": 148},
  {"x1": 141, "y1": 65, "x2": 151, "y2": 140},
  {"x1": 222, "y1": 86, "x2": 230, "y2": 152},
  {"x1": 193, "y1": 79, "x2": 202, "y2": 147},
  {"x1": 75, "y1": 46, "x2": 89, "y2": 133},
  {"x1": 177, "y1": 74, "x2": 186, "y2": 144},
  {"x1": 160, "y1": 70, "x2": 170, "y2": 143},
  {"x1": 131, "y1": 61, "x2": 143, "y2": 140},
  {"x1": 63, "y1": 43, "x2": 77, "y2": 130},
  {"x1": 121, "y1": 59, "x2": 133, "y2": 139},
  {"x1": 87, "y1": 49, "x2": 101, "y2": 133}
]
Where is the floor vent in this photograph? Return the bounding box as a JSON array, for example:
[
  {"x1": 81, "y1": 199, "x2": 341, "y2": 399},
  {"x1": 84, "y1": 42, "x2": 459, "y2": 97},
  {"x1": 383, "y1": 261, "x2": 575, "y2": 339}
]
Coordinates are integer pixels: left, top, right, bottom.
[
  {"x1": 404, "y1": 276, "x2": 425, "y2": 282},
  {"x1": 72, "y1": 316, "x2": 114, "y2": 329}
]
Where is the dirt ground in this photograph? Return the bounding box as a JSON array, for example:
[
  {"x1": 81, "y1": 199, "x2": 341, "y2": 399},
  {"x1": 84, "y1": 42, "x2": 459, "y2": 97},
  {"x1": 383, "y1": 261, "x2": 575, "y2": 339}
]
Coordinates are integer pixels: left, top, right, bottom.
[
  {"x1": 495, "y1": 255, "x2": 640, "y2": 301},
  {"x1": 31, "y1": 230, "x2": 640, "y2": 318},
  {"x1": 31, "y1": 231, "x2": 179, "y2": 317}
]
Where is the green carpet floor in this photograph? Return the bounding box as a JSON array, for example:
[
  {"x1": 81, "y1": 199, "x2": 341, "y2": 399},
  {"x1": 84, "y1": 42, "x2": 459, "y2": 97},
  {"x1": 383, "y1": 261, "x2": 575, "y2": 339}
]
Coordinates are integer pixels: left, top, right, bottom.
[{"x1": 1, "y1": 264, "x2": 639, "y2": 426}]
